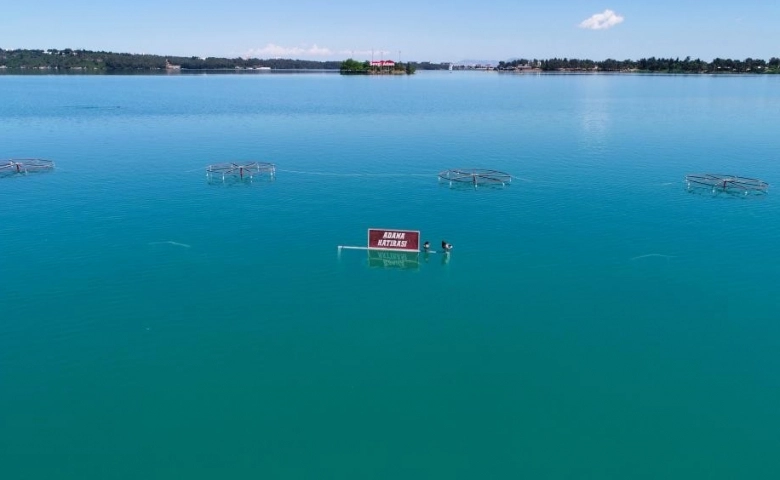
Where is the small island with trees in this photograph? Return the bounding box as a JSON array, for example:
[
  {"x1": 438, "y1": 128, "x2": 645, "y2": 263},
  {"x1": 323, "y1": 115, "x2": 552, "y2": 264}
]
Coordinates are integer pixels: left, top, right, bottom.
[{"x1": 339, "y1": 58, "x2": 416, "y2": 75}]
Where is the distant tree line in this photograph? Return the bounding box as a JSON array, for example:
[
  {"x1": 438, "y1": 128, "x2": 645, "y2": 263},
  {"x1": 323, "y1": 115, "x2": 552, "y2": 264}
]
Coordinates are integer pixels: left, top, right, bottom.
[
  {"x1": 499, "y1": 56, "x2": 780, "y2": 73},
  {"x1": 0, "y1": 49, "x2": 343, "y2": 71},
  {"x1": 409, "y1": 61, "x2": 450, "y2": 71},
  {"x1": 3, "y1": 49, "x2": 779, "y2": 74}
]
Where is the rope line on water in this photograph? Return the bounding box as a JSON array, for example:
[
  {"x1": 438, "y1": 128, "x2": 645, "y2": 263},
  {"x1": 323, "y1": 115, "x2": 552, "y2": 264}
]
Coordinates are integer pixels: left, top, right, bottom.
[
  {"x1": 185, "y1": 166, "x2": 537, "y2": 182},
  {"x1": 276, "y1": 168, "x2": 435, "y2": 178},
  {"x1": 275, "y1": 169, "x2": 536, "y2": 182}
]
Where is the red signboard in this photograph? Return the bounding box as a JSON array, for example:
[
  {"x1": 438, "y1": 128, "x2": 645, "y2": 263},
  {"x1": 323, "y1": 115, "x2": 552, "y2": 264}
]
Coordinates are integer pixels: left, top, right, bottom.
[{"x1": 367, "y1": 228, "x2": 420, "y2": 252}]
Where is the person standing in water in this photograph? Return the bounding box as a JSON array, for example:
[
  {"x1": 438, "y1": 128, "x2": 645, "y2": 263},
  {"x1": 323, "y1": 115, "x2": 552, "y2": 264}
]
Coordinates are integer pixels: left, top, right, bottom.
[{"x1": 441, "y1": 240, "x2": 452, "y2": 252}]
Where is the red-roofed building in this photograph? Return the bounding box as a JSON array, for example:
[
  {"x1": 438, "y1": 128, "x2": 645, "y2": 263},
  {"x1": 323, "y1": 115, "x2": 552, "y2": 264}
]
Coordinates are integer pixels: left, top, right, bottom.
[{"x1": 370, "y1": 60, "x2": 395, "y2": 67}]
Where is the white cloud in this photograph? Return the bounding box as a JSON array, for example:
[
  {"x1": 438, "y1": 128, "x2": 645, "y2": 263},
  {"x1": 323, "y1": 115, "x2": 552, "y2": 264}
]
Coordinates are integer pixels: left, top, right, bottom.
[
  {"x1": 579, "y1": 9, "x2": 624, "y2": 30},
  {"x1": 245, "y1": 43, "x2": 334, "y2": 58}
]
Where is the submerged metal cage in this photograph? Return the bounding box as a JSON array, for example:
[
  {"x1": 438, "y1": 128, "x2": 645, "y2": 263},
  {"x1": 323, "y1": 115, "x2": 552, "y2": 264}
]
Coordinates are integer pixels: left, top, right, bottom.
[
  {"x1": 0, "y1": 158, "x2": 55, "y2": 177},
  {"x1": 685, "y1": 174, "x2": 769, "y2": 196},
  {"x1": 438, "y1": 168, "x2": 512, "y2": 188},
  {"x1": 206, "y1": 161, "x2": 276, "y2": 184}
]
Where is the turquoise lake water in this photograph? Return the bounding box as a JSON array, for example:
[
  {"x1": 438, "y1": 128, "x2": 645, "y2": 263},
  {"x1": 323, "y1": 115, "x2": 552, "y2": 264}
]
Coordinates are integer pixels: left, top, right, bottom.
[{"x1": 2, "y1": 72, "x2": 780, "y2": 478}]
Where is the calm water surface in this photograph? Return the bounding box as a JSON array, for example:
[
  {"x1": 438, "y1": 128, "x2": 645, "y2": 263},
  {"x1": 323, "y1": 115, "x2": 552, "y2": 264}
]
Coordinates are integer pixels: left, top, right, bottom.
[{"x1": 1, "y1": 72, "x2": 780, "y2": 478}]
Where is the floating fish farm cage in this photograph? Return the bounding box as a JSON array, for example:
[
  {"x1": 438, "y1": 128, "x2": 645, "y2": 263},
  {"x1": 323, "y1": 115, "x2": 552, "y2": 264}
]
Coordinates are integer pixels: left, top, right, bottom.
[
  {"x1": 0, "y1": 159, "x2": 55, "y2": 177},
  {"x1": 206, "y1": 161, "x2": 276, "y2": 184},
  {"x1": 685, "y1": 174, "x2": 769, "y2": 196},
  {"x1": 438, "y1": 168, "x2": 512, "y2": 188}
]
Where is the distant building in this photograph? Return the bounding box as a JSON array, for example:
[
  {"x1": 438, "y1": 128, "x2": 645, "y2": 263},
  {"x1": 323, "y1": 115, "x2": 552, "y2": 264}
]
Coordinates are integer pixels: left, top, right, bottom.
[{"x1": 165, "y1": 60, "x2": 181, "y2": 70}]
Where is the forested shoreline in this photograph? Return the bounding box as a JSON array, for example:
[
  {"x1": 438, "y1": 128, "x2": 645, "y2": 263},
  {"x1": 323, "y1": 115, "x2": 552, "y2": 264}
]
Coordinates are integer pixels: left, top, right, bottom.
[
  {"x1": 1, "y1": 48, "x2": 779, "y2": 74},
  {"x1": 0, "y1": 48, "x2": 343, "y2": 71},
  {"x1": 500, "y1": 56, "x2": 780, "y2": 73}
]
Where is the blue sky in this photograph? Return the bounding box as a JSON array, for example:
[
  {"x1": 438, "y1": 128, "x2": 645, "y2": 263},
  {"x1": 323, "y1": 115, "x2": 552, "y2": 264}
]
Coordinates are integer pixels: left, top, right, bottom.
[{"x1": 2, "y1": 1, "x2": 778, "y2": 62}]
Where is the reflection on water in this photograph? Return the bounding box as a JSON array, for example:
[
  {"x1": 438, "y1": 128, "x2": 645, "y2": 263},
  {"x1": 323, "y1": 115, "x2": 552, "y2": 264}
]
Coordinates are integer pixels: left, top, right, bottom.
[{"x1": 368, "y1": 250, "x2": 420, "y2": 270}]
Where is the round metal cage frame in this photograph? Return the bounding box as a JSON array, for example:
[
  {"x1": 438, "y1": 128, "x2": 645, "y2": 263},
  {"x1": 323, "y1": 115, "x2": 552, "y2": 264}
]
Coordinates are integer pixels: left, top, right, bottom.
[
  {"x1": 438, "y1": 168, "x2": 512, "y2": 188},
  {"x1": 0, "y1": 158, "x2": 55, "y2": 177},
  {"x1": 206, "y1": 161, "x2": 276, "y2": 183},
  {"x1": 685, "y1": 174, "x2": 768, "y2": 196}
]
